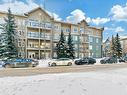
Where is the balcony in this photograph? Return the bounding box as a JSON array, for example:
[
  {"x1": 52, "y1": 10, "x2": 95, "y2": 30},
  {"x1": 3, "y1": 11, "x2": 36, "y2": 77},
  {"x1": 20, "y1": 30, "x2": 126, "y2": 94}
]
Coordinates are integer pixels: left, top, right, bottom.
[
  {"x1": 26, "y1": 20, "x2": 52, "y2": 30},
  {"x1": 53, "y1": 38, "x2": 59, "y2": 42},
  {"x1": 79, "y1": 48, "x2": 84, "y2": 52},
  {"x1": 80, "y1": 38, "x2": 89, "y2": 43},
  {"x1": 45, "y1": 36, "x2": 51, "y2": 40},
  {"x1": 27, "y1": 46, "x2": 39, "y2": 50},
  {"x1": 27, "y1": 32, "x2": 51, "y2": 40},
  {"x1": 40, "y1": 47, "x2": 51, "y2": 50},
  {"x1": 27, "y1": 46, "x2": 51, "y2": 50},
  {"x1": 27, "y1": 36, "x2": 40, "y2": 39}
]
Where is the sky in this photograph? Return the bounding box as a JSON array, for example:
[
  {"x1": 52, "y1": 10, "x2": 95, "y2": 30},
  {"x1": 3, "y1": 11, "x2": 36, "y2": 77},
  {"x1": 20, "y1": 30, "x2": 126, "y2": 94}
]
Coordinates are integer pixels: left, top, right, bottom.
[{"x1": 0, "y1": 0, "x2": 127, "y2": 41}]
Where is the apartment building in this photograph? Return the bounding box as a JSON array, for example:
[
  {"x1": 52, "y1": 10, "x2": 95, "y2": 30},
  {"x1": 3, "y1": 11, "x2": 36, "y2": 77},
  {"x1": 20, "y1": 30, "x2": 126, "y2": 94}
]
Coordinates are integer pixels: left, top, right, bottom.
[
  {"x1": 0, "y1": 7, "x2": 104, "y2": 59},
  {"x1": 120, "y1": 36, "x2": 127, "y2": 56}
]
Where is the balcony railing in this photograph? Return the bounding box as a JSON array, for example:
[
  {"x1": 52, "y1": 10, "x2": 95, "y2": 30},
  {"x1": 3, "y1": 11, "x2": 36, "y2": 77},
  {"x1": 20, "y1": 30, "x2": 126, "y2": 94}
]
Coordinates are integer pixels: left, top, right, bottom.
[
  {"x1": 26, "y1": 20, "x2": 52, "y2": 29},
  {"x1": 27, "y1": 46, "x2": 51, "y2": 50},
  {"x1": 27, "y1": 32, "x2": 51, "y2": 40}
]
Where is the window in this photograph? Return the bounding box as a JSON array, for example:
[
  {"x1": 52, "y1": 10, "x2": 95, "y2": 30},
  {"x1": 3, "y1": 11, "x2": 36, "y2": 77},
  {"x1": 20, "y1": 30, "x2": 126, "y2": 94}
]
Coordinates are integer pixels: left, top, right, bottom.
[
  {"x1": 89, "y1": 31, "x2": 93, "y2": 35},
  {"x1": 55, "y1": 25, "x2": 59, "y2": 29},
  {"x1": 45, "y1": 22, "x2": 52, "y2": 29},
  {"x1": 89, "y1": 37, "x2": 93, "y2": 42},
  {"x1": 27, "y1": 32, "x2": 39, "y2": 38},
  {"x1": 80, "y1": 27, "x2": 84, "y2": 33},
  {"x1": 66, "y1": 28, "x2": 70, "y2": 32},
  {"x1": 73, "y1": 36, "x2": 78, "y2": 41},
  {"x1": 96, "y1": 38, "x2": 99, "y2": 43},
  {"x1": 45, "y1": 33, "x2": 50, "y2": 39},
  {"x1": 54, "y1": 35, "x2": 59, "y2": 40},
  {"x1": 96, "y1": 46, "x2": 99, "y2": 50},
  {"x1": 89, "y1": 45, "x2": 92, "y2": 50},
  {"x1": 40, "y1": 32, "x2": 44, "y2": 38},
  {"x1": 74, "y1": 27, "x2": 78, "y2": 32}
]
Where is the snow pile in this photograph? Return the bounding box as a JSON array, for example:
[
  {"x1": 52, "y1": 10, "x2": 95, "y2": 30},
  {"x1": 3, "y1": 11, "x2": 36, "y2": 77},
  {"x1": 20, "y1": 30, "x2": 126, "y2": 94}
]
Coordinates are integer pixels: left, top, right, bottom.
[
  {"x1": 95, "y1": 58, "x2": 102, "y2": 65},
  {"x1": 0, "y1": 65, "x2": 3, "y2": 68},
  {"x1": 0, "y1": 68, "x2": 127, "y2": 95}
]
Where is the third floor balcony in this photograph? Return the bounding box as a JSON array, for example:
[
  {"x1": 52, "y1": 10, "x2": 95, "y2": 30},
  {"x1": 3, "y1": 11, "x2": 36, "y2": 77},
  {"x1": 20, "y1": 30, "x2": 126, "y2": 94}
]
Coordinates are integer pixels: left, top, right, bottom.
[{"x1": 26, "y1": 19, "x2": 52, "y2": 30}]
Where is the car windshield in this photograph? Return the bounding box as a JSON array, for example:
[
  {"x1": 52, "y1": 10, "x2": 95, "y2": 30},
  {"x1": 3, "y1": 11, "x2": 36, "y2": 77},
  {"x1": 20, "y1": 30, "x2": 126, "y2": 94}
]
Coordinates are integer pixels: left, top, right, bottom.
[{"x1": 5, "y1": 58, "x2": 33, "y2": 62}]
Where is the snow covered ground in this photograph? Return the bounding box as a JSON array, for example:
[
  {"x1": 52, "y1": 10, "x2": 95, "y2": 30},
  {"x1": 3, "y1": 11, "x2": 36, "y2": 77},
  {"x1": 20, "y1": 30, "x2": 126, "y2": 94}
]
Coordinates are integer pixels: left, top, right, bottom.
[{"x1": 0, "y1": 68, "x2": 127, "y2": 95}]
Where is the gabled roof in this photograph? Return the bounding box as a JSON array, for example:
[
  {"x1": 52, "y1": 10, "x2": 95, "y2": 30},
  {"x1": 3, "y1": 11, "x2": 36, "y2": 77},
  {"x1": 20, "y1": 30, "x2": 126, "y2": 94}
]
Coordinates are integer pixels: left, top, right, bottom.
[
  {"x1": 79, "y1": 19, "x2": 89, "y2": 26},
  {"x1": 104, "y1": 37, "x2": 110, "y2": 43},
  {"x1": 24, "y1": 7, "x2": 51, "y2": 18}
]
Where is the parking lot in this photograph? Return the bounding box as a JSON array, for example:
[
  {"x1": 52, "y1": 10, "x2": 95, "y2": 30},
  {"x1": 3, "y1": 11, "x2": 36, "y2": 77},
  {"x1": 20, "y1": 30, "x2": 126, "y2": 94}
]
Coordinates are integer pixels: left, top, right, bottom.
[{"x1": 0, "y1": 63, "x2": 127, "y2": 77}]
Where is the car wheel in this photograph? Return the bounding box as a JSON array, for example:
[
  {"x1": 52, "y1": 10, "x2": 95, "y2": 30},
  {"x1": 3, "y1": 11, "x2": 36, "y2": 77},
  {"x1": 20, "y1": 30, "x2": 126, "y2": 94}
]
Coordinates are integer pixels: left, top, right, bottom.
[
  {"x1": 51, "y1": 63, "x2": 56, "y2": 66},
  {"x1": 68, "y1": 62, "x2": 72, "y2": 66},
  {"x1": 87, "y1": 61, "x2": 92, "y2": 65},
  {"x1": 90, "y1": 62, "x2": 94, "y2": 64},
  {"x1": 28, "y1": 64, "x2": 32, "y2": 67}
]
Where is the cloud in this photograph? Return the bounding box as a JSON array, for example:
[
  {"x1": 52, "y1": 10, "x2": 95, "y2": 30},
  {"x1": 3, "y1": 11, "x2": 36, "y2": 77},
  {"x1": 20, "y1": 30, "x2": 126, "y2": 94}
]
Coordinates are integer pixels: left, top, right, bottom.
[
  {"x1": 46, "y1": 11, "x2": 62, "y2": 21},
  {"x1": 91, "y1": 17, "x2": 110, "y2": 25},
  {"x1": 66, "y1": 9, "x2": 86, "y2": 23},
  {"x1": 115, "y1": 26, "x2": 125, "y2": 32},
  {"x1": 104, "y1": 27, "x2": 114, "y2": 31},
  {"x1": 0, "y1": 0, "x2": 38, "y2": 15},
  {"x1": 66, "y1": 9, "x2": 110, "y2": 25},
  {"x1": 105, "y1": 26, "x2": 125, "y2": 32},
  {"x1": 110, "y1": 4, "x2": 127, "y2": 21},
  {"x1": 52, "y1": 13, "x2": 62, "y2": 21},
  {"x1": 0, "y1": 0, "x2": 61, "y2": 21}
]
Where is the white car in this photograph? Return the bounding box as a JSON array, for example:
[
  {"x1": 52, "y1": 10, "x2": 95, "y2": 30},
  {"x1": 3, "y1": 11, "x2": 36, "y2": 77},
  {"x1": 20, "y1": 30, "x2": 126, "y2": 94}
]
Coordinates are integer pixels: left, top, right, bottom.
[{"x1": 48, "y1": 58, "x2": 74, "y2": 66}]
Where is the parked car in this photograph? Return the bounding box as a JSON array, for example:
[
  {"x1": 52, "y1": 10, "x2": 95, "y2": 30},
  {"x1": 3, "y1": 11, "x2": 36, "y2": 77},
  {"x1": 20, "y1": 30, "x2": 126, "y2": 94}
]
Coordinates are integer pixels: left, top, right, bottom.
[
  {"x1": 0, "y1": 60, "x2": 5, "y2": 68},
  {"x1": 48, "y1": 58, "x2": 73, "y2": 66},
  {"x1": 3, "y1": 58, "x2": 38, "y2": 68},
  {"x1": 123, "y1": 56, "x2": 127, "y2": 62},
  {"x1": 118, "y1": 58, "x2": 125, "y2": 63},
  {"x1": 75, "y1": 57, "x2": 96, "y2": 65},
  {"x1": 100, "y1": 57, "x2": 117, "y2": 64}
]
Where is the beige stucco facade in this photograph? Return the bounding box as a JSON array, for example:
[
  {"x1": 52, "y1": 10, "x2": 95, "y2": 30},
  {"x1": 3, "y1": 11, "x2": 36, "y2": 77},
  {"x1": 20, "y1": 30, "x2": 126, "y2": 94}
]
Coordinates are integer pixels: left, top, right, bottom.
[
  {"x1": 0, "y1": 7, "x2": 103, "y2": 59},
  {"x1": 120, "y1": 37, "x2": 127, "y2": 56}
]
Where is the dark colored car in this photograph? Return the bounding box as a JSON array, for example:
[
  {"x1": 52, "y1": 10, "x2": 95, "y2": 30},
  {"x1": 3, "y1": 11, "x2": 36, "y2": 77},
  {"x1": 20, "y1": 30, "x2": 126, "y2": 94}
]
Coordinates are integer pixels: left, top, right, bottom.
[
  {"x1": 3, "y1": 58, "x2": 38, "y2": 68},
  {"x1": 118, "y1": 58, "x2": 125, "y2": 63},
  {"x1": 100, "y1": 57, "x2": 117, "y2": 64},
  {"x1": 75, "y1": 57, "x2": 96, "y2": 65}
]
